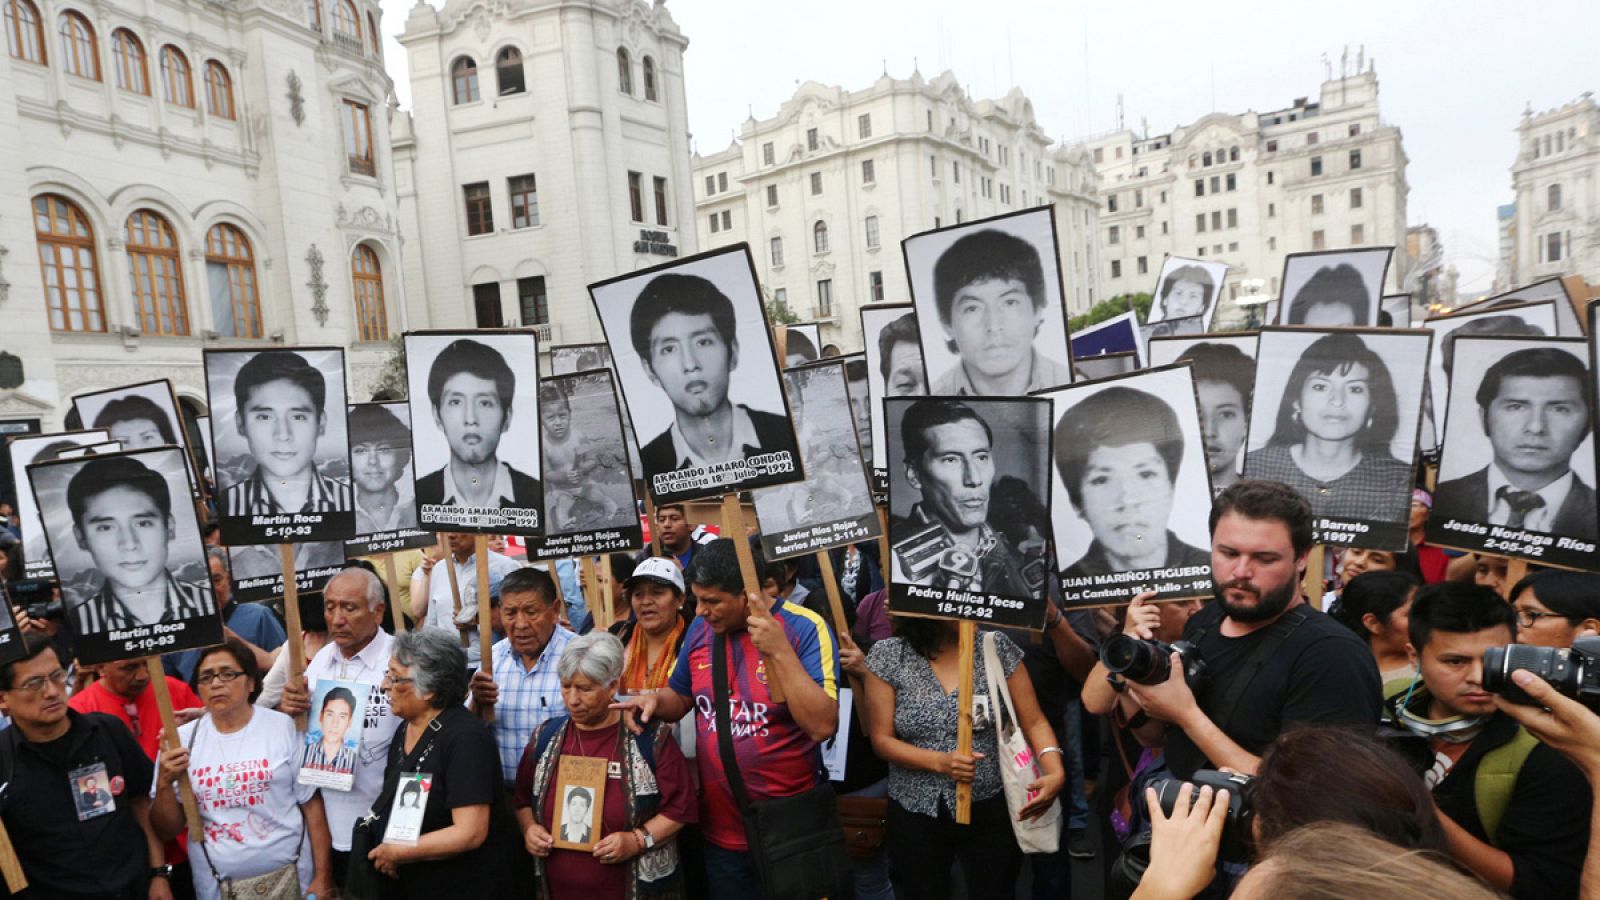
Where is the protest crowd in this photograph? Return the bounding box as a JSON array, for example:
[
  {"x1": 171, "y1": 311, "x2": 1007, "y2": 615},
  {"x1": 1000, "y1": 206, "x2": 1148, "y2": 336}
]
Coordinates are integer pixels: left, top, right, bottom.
[{"x1": 4, "y1": 217, "x2": 1600, "y2": 900}]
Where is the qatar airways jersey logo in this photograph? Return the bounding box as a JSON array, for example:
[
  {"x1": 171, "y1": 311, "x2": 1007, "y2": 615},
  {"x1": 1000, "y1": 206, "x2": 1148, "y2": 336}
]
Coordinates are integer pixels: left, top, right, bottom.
[{"x1": 695, "y1": 695, "x2": 771, "y2": 738}]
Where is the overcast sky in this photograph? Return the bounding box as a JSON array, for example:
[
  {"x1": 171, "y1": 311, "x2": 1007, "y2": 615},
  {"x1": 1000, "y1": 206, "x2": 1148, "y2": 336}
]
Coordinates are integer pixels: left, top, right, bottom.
[{"x1": 379, "y1": 0, "x2": 1597, "y2": 297}]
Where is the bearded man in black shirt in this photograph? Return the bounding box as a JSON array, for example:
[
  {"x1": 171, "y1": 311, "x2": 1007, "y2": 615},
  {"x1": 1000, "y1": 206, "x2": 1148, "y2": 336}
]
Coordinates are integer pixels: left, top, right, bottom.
[{"x1": 1124, "y1": 479, "x2": 1381, "y2": 779}]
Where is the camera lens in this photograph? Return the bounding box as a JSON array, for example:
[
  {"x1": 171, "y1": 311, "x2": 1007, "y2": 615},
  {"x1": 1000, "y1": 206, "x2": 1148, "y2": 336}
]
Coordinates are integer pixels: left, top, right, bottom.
[
  {"x1": 1102, "y1": 635, "x2": 1172, "y2": 685},
  {"x1": 1484, "y1": 644, "x2": 1577, "y2": 705}
]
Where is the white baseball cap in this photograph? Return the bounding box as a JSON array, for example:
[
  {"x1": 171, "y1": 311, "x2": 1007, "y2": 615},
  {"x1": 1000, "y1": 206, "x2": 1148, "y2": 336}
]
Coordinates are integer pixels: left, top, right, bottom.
[{"x1": 625, "y1": 556, "x2": 685, "y2": 594}]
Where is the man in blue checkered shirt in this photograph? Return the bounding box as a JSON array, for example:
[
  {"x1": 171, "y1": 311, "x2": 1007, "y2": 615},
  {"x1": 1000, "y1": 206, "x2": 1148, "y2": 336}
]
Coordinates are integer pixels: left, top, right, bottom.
[{"x1": 467, "y1": 566, "x2": 575, "y2": 780}]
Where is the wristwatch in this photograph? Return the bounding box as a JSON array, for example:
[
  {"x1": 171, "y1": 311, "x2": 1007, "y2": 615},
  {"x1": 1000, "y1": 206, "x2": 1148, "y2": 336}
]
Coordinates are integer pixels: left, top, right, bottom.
[
  {"x1": 149, "y1": 865, "x2": 174, "y2": 880},
  {"x1": 635, "y1": 827, "x2": 656, "y2": 850}
]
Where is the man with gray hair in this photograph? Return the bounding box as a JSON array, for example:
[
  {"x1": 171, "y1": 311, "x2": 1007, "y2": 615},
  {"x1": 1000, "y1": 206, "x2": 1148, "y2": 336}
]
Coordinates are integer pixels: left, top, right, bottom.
[
  {"x1": 467, "y1": 566, "x2": 575, "y2": 781},
  {"x1": 163, "y1": 545, "x2": 286, "y2": 682},
  {"x1": 279, "y1": 565, "x2": 401, "y2": 888}
]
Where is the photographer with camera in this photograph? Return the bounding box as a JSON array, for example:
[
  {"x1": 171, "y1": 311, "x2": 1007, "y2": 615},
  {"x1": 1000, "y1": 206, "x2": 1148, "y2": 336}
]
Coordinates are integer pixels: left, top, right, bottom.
[
  {"x1": 1115, "y1": 480, "x2": 1381, "y2": 780},
  {"x1": 1385, "y1": 582, "x2": 1590, "y2": 898}
]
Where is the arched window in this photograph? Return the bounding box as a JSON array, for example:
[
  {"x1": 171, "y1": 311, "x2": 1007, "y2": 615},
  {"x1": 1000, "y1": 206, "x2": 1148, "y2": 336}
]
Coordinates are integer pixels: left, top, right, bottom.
[
  {"x1": 813, "y1": 220, "x2": 829, "y2": 254},
  {"x1": 351, "y1": 244, "x2": 387, "y2": 341},
  {"x1": 367, "y1": 11, "x2": 379, "y2": 57},
  {"x1": 204, "y1": 61, "x2": 234, "y2": 119},
  {"x1": 205, "y1": 224, "x2": 260, "y2": 338},
  {"x1": 450, "y1": 56, "x2": 478, "y2": 104},
  {"x1": 642, "y1": 55, "x2": 657, "y2": 101},
  {"x1": 616, "y1": 47, "x2": 631, "y2": 95},
  {"x1": 56, "y1": 10, "x2": 98, "y2": 80},
  {"x1": 1229, "y1": 145, "x2": 1239, "y2": 162},
  {"x1": 5, "y1": 0, "x2": 46, "y2": 65},
  {"x1": 33, "y1": 193, "x2": 105, "y2": 333},
  {"x1": 1202, "y1": 151, "x2": 1212, "y2": 167},
  {"x1": 112, "y1": 28, "x2": 147, "y2": 94},
  {"x1": 495, "y1": 46, "x2": 524, "y2": 95},
  {"x1": 160, "y1": 45, "x2": 193, "y2": 107},
  {"x1": 125, "y1": 209, "x2": 189, "y2": 336},
  {"x1": 306, "y1": 0, "x2": 321, "y2": 31},
  {"x1": 1549, "y1": 183, "x2": 1562, "y2": 212},
  {"x1": 332, "y1": 0, "x2": 360, "y2": 49}
]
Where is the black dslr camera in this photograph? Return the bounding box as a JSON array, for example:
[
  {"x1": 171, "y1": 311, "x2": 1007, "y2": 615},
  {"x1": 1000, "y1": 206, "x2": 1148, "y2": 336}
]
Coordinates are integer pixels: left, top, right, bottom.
[
  {"x1": 1109, "y1": 769, "x2": 1256, "y2": 891},
  {"x1": 1484, "y1": 636, "x2": 1600, "y2": 711},
  {"x1": 2, "y1": 579, "x2": 63, "y2": 623},
  {"x1": 1101, "y1": 634, "x2": 1206, "y2": 686}
]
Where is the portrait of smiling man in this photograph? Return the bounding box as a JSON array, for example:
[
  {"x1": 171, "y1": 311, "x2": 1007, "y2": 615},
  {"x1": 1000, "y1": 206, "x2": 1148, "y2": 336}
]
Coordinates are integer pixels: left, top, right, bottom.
[
  {"x1": 909, "y1": 213, "x2": 1072, "y2": 397},
  {"x1": 413, "y1": 337, "x2": 543, "y2": 515},
  {"x1": 221, "y1": 350, "x2": 352, "y2": 519},
  {"x1": 1434, "y1": 345, "x2": 1596, "y2": 540}
]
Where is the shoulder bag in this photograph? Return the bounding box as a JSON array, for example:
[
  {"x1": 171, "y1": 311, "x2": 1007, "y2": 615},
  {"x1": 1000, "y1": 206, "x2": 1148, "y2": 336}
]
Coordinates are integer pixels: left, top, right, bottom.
[
  {"x1": 712, "y1": 633, "x2": 855, "y2": 900},
  {"x1": 982, "y1": 631, "x2": 1061, "y2": 854}
]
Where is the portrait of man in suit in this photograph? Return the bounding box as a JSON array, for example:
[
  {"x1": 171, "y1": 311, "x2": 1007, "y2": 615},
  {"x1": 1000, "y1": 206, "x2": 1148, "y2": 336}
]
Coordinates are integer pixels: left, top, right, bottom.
[
  {"x1": 414, "y1": 338, "x2": 543, "y2": 512},
  {"x1": 1434, "y1": 347, "x2": 1595, "y2": 538},
  {"x1": 630, "y1": 273, "x2": 792, "y2": 474}
]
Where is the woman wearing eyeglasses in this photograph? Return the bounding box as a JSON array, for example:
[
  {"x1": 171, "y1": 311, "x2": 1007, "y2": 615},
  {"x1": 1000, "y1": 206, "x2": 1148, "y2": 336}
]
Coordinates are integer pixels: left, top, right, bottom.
[
  {"x1": 1510, "y1": 570, "x2": 1600, "y2": 650},
  {"x1": 151, "y1": 638, "x2": 337, "y2": 900}
]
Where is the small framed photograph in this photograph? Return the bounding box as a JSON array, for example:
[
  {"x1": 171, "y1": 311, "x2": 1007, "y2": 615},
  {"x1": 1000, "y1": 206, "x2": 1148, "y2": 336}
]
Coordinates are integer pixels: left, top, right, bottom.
[
  {"x1": 27, "y1": 447, "x2": 222, "y2": 665},
  {"x1": 405, "y1": 330, "x2": 545, "y2": 535},
  {"x1": 860, "y1": 304, "x2": 926, "y2": 492},
  {"x1": 522, "y1": 370, "x2": 645, "y2": 560},
  {"x1": 385, "y1": 773, "x2": 433, "y2": 846},
  {"x1": 903, "y1": 207, "x2": 1073, "y2": 396},
  {"x1": 753, "y1": 361, "x2": 882, "y2": 560},
  {"x1": 298, "y1": 679, "x2": 372, "y2": 791},
  {"x1": 589, "y1": 245, "x2": 803, "y2": 504},
  {"x1": 1429, "y1": 336, "x2": 1596, "y2": 570},
  {"x1": 204, "y1": 348, "x2": 355, "y2": 546},
  {"x1": 552, "y1": 756, "x2": 608, "y2": 852},
  {"x1": 1244, "y1": 327, "x2": 1432, "y2": 550},
  {"x1": 1039, "y1": 365, "x2": 1216, "y2": 607},
  {"x1": 1147, "y1": 257, "x2": 1229, "y2": 327},
  {"x1": 1276, "y1": 248, "x2": 1393, "y2": 327},
  {"x1": 884, "y1": 395, "x2": 1053, "y2": 628}
]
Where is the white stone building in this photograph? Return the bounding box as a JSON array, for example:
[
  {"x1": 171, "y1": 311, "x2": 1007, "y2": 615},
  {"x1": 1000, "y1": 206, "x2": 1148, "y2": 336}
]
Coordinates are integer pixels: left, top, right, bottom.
[
  {"x1": 392, "y1": 0, "x2": 694, "y2": 352},
  {"x1": 692, "y1": 70, "x2": 1101, "y2": 355},
  {"x1": 1072, "y1": 64, "x2": 1412, "y2": 306},
  {"x1": 0, "y1": 0, "x2": 404, "y2": 438},
  {"x1": 1504, "y1": 94, "x2": 1599, "y2": 288}
]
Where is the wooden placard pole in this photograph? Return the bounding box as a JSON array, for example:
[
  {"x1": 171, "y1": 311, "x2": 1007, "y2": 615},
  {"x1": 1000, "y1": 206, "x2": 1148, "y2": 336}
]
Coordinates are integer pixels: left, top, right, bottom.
[
  {"x1": 774, "y1": 325, "x2": 789, "y2": 365},
  {"x1": 381, "y1": 553, "x2": 406, "y2": 635},
  {"x1": 1303, "y1": 545, "x2": 1326, "y2": 609},
  {"x1": 816, "y1": 551, "x2": 868, "y2": 729},
  {"x1": 146, "y1": 657, "x2": 203, "y2": 843},
  {"x1": 598, "y1": 554, "x2": 617, "y2": 631},
  {"x1": 579, "y1": 556, "x2": 599, "y2": 629},
  {"x1": 279, "y1": 544, "x2": 306, "y2": 731},
  {"x1": 876, "y1": 507, "x2": 892, "y2": 587},
  {"x1": 474, "y1": 535, "x2": 494, "y2": 723},
  {"x1": 439, "y1": 535, "x2": 463, "y2": 639},
  {"x1": 1503, "y1": 558, "x2": 1528, "y2": 600},
  {"x1": 643, "y1": 492, "x2": 663, "y2": 558},
  {"x1": 720, "y1": 493, "x2": 786, "y2": 703},
  {"x1": 0, "y1": 817, "x2": 27, "y2": 893},
  {"x1": 955, "y1": 619, "x2": 977, "y2": 825},
  {"x1": 549, "y1": 560, "x2": 570, "y2": 626}
]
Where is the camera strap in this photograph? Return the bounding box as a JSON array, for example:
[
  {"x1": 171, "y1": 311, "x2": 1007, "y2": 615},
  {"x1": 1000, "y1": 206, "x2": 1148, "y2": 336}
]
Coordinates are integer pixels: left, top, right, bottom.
[{"x1": 1203, "y1": 605, "x2": 1310, "y2": 738}]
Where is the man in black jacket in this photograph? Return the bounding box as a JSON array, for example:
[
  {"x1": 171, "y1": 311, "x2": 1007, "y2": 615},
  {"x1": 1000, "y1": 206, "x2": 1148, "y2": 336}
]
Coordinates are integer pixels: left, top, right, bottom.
[{"x1": 1385, "y1": 582, "x2": 1589, "y2": 899}]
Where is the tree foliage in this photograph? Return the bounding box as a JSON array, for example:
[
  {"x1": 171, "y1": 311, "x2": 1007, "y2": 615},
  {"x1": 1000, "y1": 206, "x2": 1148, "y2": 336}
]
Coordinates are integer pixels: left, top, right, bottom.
[{"x1": 1068, "y1": 292, "x2": 1151, "y2": 333}]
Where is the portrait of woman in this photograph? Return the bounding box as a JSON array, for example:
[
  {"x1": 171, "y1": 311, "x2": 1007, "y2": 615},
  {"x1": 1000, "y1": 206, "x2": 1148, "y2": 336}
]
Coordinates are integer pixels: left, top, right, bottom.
[
  {"x1": 1149, "y1": 264, "x2": 1216, "y2": 323},
  {"x1": 1285, "y1": 264, "x2": 1370, "y2": 326},
  {"x1": 1245, "y1": 332, "x2": 1412, "y2": 522},
  {"x1": 1052, "y1": 385, "x2": 1211, "y2": 579}
]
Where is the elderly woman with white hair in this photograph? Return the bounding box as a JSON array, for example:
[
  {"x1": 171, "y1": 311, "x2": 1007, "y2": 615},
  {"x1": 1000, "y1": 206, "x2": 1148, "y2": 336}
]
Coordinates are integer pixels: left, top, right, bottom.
[
  {"x1": 513, "y1": 631, "x2": 696, "y2": 899},
  {"x1": 362, "y1": 629, "x2": 514, "y2": 896}
]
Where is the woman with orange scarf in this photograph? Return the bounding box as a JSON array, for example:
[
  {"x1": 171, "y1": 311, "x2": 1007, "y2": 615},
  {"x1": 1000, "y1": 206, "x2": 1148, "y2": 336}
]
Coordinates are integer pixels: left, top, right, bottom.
[{"x1": 610, "y1": 557, "x2": 692, "y2": 692}]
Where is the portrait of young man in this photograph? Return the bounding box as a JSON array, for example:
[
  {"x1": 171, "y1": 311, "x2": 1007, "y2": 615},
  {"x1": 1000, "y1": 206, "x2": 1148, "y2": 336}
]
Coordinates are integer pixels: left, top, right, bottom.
[
  {"x1": 1422, "y1": 304, "x2": 1555, "y2": 454},
  {"x1": 206, "y1": 348, "x2": 353, "y2": 544},
  {"x1": 589, "y1": 246, "x2": 801, "y2": 502},
  {"x1": 407, "y1": 333, "x2": 544, "y2": 532},
  {"x1": 28, "y1": 450, "x2": 219, "y2": 662},
  {"x1": 905, "y1": 210, "x2": 1072, "y2": 396},
  {"x1": 861, "y1": 305, "x2": 928, "y2": 485},
  {"x1": 1433, "y1": 342, "x2": 1595, "y2": 542},
  {"x1": 1150, "y1": 336, "x2": 1258, "y2": 495}
]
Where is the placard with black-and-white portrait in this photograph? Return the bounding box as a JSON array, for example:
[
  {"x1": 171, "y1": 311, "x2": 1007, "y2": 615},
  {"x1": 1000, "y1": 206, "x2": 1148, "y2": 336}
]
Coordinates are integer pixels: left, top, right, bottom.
[
  {"x1": 861, "y1": 304, "x2": 926, "y2": 494},
  {"x1": 1422, "y1": 301, "x2": 1558, "y2": 455},
  {"x1": 1149, "y1": 257, "x2": 1229, "y2": 326},
  {"x1": 1038, "y1": 365, "x2": 1216, "y2": 607},
  {"x1": 1244, "y1": 327, "x2": 1431, "y2": 550},
  {"x1": 1277, "y1": 248, "x2": 1393, "y2": 327},
  {"x1": 404, "y1": 330, "x2": 544, "y2": 535},
  {"x1": 70, "y1": 381, "x2": 199, "y2": 493},
  {"x1": 1138, "y1": 315, "x2": 1204, "y2": 363},
  {"x1": 1380, "y1": 294, "x2": 1413, "y2": 329},
  {"x1": 7, "y1": 429, "x2": 111, "y2": 580},
  {"x1": 1460, "y1": 277, "x2": 1581, "y2": 336},
  {"x1": 839, "y1": 353, "x2": 873, "y2": 471},
  {"x1": 0, "y1": 593, "x2": 23, "y2": 667},
  {"x1": 1428, "y1": 336, "x2": 1596, "y2": 570},
  {"x1": 1070, "y1": 310, "x2": 1141, "y2": 365},
  {"x1": 229, "y1": 540, "x2": 346, "y2": 603},
  {"x1": 194, "y1": 415, "x2": 214, "y2": 482},
  {"x1": 753, "y1": 361, "x2": 882, "y2": 560},
  {"x1": 549, "y1": 343, "x2": 643, "y2": 478},
  {"x1": 204, "y1": 348, "x2": 354, "y2": 546},
  {"x1": 1148, "y1": 334, "x2": 1259, "y2": 495},
  {"x1": 523, "y1": 369, "x2": 643, "y2": 560},
  {"x1": 885, "y1": 396, "x2": 1052, "y2": 628},
  {"x1": 589, "y1": 245, "x2": 803, "y2": 504},
  {"x1": 344, "y1": 403, "x2": 434, "y2": 558},
  {"x1": 1073, "y1": 352, "x2": 1138, "y2": 382},
  {"x1": 904, "y1": 207, "x2": 1073, "y2": 396},
  {"x1": 53, "y1": 441, "x2": 123, "y2": 460},
  {"x1": 26, "y1": 447, "x2": 222, "y2": 665},
  {"x1": 782, "y1": 323, "x2": 822, "y2": 367}
]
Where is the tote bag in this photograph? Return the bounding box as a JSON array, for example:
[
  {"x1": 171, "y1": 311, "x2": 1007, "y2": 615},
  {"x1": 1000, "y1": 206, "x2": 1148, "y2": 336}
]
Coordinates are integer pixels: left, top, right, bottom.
[{"x1": 983, "y1": 631, "x2": 1061, "y2": 854}]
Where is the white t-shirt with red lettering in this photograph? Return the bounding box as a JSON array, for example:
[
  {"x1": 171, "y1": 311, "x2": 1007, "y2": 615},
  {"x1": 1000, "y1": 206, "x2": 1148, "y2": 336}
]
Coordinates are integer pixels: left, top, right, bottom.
[{"x1": 157, "y1": 708, "x2": 314, "y2": 900}]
